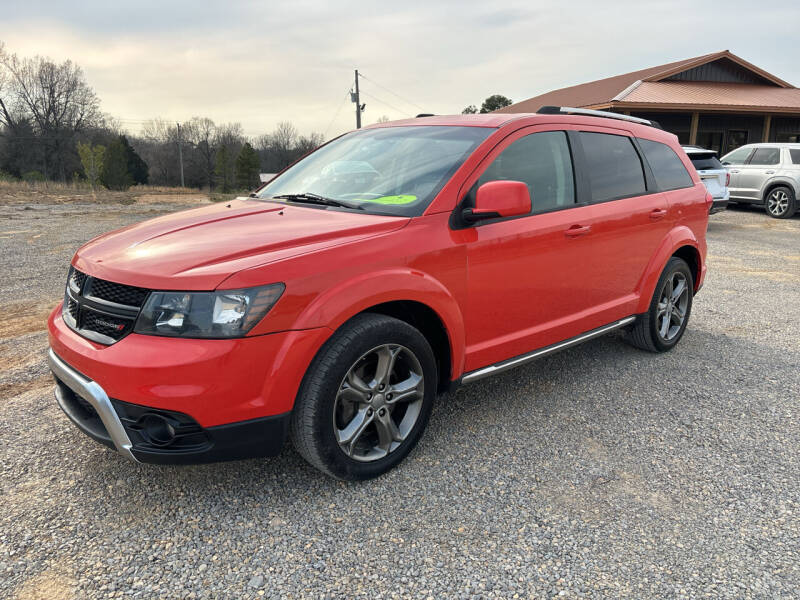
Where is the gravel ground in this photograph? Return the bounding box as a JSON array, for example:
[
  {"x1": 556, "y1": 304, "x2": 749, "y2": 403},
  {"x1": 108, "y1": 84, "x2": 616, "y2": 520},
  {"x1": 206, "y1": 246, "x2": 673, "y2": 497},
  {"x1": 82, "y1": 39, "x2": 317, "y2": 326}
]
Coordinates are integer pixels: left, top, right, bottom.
[{"x1": 1, "y1": 198, "x2": 798, "y2": 599}]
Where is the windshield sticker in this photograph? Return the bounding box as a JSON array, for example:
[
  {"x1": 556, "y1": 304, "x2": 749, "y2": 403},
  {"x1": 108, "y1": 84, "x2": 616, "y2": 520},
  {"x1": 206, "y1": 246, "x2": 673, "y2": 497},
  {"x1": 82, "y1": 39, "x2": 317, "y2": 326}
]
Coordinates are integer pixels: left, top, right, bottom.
[{"x1": 364, "y1": 195, "x2": 418, "y2": 205}]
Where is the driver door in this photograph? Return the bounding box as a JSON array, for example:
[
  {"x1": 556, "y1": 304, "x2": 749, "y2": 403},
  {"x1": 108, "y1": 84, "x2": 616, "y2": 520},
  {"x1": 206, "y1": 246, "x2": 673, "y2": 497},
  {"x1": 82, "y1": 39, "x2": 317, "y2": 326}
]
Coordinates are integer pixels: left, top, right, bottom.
[{"x1": 458, "y1": 127, "x2": 601, "y2": 372}]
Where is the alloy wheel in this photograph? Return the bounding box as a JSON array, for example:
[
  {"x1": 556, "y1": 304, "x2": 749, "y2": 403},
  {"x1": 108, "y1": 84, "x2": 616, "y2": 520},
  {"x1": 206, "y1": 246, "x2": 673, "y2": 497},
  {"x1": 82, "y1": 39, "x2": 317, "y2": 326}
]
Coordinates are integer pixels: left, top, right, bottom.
[
  {"x1": 767, "y1": 189, "x2": 789, "y2": 216},
  {"x1": 656, "y1": 272, "x2": 689, "y2": 341},
  {"x1": 333, "y1": 344, "x2": 424, "y2": 462}
]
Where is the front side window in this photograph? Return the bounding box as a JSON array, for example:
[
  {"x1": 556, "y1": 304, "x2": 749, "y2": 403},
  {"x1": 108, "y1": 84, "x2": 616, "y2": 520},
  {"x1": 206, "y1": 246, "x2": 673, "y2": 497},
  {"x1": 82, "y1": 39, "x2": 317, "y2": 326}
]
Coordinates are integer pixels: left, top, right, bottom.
[
  {"x1": 257, "y1": 126, "x2": 492, "y2": 216},
  {"x1": 749, "y1": 147, "x2": 781, "y2": 165},
  {"x1": 721, "y1": 146, "x2": 753, "y2": 165},
  {"x1": 638, "y1": 139, "x2": 694, "y2": 191},
  {"x1": 579, "y1": 132, "x2": 646, "y2": 202},
  {"x1": 476, "y1": 131, "x2": 575, "y2": 214}
]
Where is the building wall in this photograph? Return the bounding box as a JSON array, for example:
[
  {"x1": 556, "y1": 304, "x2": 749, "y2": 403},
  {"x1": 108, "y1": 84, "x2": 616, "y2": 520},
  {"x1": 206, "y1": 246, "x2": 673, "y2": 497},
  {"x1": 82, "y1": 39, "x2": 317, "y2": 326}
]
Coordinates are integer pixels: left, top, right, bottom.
[{"x1": 770, "y1": 117, "x2": 800, "y2": 143}]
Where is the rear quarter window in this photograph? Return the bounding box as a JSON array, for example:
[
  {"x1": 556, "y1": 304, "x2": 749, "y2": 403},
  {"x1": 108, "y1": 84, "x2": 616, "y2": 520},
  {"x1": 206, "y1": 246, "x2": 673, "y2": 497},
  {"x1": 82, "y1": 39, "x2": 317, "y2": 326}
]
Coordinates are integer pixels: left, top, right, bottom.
[
  {"x1": 638, "y1": 139, "x2": 694, "y2": 191},
  {"x1": 789, "y1": 149, "x2": 800, "y2": 164}
]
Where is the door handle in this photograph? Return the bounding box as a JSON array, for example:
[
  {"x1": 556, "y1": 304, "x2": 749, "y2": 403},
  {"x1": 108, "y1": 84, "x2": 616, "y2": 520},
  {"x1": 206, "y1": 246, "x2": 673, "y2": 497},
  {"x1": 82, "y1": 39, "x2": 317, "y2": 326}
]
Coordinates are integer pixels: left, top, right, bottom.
[
  {"x1": 765, "y1": 170, "x2": 775, "y2": 174},
  {"x1": 729, "y1": 169, "x2": 740, "y2": 173},
  {"x1": 649, "y1": 208, "x2": 668, "y2": 220},
  {"x1": 564, "y1": 224, "x2": 591, "y2": 238}
]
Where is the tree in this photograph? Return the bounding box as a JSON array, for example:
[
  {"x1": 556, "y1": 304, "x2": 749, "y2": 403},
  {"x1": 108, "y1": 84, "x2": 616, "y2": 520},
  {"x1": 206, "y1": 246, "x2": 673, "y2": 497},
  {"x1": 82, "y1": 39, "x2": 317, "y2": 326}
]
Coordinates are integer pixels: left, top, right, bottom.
[
  {"x1": 76, "y1": 141, "x2": 105, "y2": 190},
  {"x1": 480, "y1": 95, "x2": 512, "y2": 113},
  {"x1": 235, "y1": 142, "x2": 261, "y2": 190},
  {"x1": 101, "y1": 137, "x2": 132, "y2": 190},
  {"x1": 215, "y1": 144, "x2": 235, "y2": 192},
  {"x1": 0, "y1": 45, "x2": 102, "y2": 180},
  {"x1": 118, "y1": 135, "x2": 148, "y2": 185},
  {"x1": 462, "y1": 105, "x2": 478, "y2": 114},
  {"x1": 375, "y1": 115, "x2": 390, "y2": 123}
]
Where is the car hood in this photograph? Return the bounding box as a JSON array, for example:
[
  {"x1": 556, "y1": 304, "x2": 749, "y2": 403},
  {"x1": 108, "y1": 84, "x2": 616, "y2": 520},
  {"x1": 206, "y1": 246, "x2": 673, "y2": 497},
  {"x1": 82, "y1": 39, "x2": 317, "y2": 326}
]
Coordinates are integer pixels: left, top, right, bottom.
[{"x1": 73, "y1": 198, "x2": 409, "y2": 290}]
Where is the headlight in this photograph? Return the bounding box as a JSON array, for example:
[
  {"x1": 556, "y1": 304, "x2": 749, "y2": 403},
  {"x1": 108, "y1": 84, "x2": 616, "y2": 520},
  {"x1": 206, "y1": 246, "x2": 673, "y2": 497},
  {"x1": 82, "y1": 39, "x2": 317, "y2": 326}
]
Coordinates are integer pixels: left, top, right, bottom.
[{"x1": 134, "y1": 283, "x2": 285, "y2": 338}]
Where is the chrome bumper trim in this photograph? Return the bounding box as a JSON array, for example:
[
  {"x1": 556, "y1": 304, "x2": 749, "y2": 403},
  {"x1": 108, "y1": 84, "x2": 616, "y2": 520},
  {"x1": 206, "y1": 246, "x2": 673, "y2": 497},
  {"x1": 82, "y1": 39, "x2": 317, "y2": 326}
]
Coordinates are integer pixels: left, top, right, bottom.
[
  {"x1": 47, "y1": 348, "x2": 137, "y2": 461},
  {"x1": 461, "y1": 316, "x2": 637, "y2": 384}
]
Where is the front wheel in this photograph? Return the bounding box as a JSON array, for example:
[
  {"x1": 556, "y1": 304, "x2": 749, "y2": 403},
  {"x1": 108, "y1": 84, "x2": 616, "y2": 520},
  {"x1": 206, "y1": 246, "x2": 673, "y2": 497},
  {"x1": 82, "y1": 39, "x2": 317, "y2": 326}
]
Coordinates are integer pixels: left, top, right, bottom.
[
  {"x1": 290, "y1": 313, "x2": 437, "y2": 480},
  {"x1": 764, "y1": 186, "x2": 797, "y2": 219},
  {"x1": 625, "y1": 257, "x2": 693, "y2": 352}
]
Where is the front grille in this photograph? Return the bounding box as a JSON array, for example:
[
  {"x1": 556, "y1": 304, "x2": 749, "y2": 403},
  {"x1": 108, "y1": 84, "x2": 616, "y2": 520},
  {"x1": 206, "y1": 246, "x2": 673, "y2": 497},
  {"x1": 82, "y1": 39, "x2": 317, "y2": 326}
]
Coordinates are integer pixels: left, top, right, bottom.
[
  {"x1": 66, "y1": 297, "x2": 79, "y2": 320},
  {"x1": 64, "y1": 267, "x2": 150, "y2": 345},
  {"x1": 82, "y1": 310, "x2": 132, "y2": 339},
  {"x1": 87, "y1": 278, "x2": 149, "y2": 307}
]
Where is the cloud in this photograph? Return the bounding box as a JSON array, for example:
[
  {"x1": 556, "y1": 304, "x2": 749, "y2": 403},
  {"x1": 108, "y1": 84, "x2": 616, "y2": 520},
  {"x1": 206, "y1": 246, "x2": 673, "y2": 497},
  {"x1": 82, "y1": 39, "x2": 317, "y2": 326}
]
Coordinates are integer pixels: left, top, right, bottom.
[{"x1": 2, "y1": 0, "x2": 799, "y2": 139}]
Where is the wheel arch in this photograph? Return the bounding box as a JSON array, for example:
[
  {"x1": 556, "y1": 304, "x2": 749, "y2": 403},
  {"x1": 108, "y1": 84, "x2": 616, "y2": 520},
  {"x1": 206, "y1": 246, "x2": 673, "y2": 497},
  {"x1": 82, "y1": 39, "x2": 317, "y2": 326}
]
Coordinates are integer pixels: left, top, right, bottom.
[
  {"x1": 761, "y1": 178, "x2": 799, "y2": 204},
  {"x1": 635, "y1": 227, "x2": 703, "y2": 314},
  {"x1": 291, "y1": 268, "x2": 466, "y2": 387}
]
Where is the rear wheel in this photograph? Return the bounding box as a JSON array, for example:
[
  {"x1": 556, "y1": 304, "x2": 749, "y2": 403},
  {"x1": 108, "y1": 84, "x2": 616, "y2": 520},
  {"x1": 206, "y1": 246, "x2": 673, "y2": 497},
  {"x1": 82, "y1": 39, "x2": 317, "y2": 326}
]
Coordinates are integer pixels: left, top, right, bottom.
[
  {"x1": 290, "y1": 313, "x2": 436, "y2": 480},
  {"x1": 764, "y1": 185, "x2": 797, "y2": 219},
  {"x1": 626, "y1": 257, "x2": 693, "y2": 352}
]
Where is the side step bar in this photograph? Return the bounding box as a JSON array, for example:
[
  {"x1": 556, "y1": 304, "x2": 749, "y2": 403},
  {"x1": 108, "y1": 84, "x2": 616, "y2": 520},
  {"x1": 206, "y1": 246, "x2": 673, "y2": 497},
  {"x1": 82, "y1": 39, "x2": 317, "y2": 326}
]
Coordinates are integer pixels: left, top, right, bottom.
[{"x1": 461, "y1": 316, "x2": 636, "y2": 384}]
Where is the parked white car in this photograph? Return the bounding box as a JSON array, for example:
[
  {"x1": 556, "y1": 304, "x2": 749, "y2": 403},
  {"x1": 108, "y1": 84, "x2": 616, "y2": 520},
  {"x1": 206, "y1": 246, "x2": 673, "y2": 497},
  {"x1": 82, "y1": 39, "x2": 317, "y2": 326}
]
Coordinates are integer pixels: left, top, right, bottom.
[
  {"x1": 682, "y1": 146, "x2": 729, "y2": 214},
  {"x1": 720, "y1": 143, "x2": 800, "y2": 219}
]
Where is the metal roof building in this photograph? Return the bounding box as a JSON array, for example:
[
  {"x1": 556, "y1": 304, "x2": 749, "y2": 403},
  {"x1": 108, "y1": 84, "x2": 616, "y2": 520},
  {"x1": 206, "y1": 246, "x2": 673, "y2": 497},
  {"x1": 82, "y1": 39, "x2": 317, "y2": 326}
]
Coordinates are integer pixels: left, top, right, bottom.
[{"x1": 497, "y1": 51, "x2": 800, "y2": 155}]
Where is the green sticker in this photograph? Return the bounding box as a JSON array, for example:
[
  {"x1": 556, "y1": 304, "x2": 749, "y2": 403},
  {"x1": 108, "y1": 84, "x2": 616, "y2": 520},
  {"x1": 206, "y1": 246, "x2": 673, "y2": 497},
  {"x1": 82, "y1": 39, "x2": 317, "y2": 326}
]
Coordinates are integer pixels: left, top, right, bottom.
[{"x1": 362, "y1": 194, "x2": 418, "y2": 205}]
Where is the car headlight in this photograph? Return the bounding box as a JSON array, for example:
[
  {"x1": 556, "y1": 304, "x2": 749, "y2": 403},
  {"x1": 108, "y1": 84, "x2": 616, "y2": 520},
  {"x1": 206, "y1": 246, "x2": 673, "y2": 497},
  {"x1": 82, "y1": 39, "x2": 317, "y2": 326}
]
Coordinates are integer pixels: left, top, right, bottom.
[{"x1": 134, "y1": 283, "x2": 285, "y2": 338}]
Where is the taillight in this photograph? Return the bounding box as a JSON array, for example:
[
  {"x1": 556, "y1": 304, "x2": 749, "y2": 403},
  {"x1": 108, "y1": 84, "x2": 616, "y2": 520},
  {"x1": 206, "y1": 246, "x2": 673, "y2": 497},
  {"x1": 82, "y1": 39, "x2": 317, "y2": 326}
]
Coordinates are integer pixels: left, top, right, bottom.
[
  {"x1": 705, "y1": 192, "x2": 713, "y2": 206},
  {"x1": 725, "y1": 172, "x2": 730, "y2": 187}
]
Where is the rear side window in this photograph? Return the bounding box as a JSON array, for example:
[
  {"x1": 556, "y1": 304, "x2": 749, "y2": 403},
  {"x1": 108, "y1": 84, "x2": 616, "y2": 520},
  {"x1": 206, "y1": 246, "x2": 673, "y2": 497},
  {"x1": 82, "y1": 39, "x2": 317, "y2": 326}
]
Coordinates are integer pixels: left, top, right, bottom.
[
  {"x1": 478, "y1": 131, "x2": 575, "y2": 214},
  {"x1": 790, "y1": 149, "x2": 800, "y2": 164},
  {"x1": 688, "y1": 154, "x2": 723, "y2": 171},
  {"x1": 579, "y1": 132, "x2": 646, "y2": 202},
  {"x1": 721, "y1": 146, "x2": 753, "y2": 165},
  {"x1": 749, "y1": 147, "x2": 780, "y2": 165},
  {"x1": 638, "y1": 139, "x2": 694, "y2": 191}
]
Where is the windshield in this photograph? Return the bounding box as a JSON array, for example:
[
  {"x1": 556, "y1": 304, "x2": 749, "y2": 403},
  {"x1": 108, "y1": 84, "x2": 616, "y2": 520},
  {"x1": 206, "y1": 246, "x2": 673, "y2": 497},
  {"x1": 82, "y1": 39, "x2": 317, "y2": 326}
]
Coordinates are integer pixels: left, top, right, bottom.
[{"x1": 256, "y1": 125, "x2": 492, "y2": 216}]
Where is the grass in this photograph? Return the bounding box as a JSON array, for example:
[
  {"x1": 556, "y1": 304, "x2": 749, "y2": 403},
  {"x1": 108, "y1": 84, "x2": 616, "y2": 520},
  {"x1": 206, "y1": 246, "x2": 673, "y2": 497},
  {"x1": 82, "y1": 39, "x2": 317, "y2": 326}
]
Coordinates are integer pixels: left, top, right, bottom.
[{"x1": 0, "y1": 179, "x2": 200, "y2": 195}]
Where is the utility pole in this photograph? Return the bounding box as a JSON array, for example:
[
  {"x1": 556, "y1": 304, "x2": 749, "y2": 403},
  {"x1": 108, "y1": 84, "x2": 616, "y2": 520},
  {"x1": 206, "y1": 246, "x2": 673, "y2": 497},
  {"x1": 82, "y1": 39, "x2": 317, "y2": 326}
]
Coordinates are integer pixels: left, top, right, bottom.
[
  {"x1": 176, "y1": 122, "x2": 185, "y2": 188},
  {"x1": 352, "y1": 69, "x2": 364, "y2": 129}
]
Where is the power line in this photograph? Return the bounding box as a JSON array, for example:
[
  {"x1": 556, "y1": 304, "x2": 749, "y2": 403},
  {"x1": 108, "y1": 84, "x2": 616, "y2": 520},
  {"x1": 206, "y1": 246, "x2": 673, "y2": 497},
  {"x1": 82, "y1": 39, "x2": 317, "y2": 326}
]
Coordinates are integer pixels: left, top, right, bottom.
[
  {"x1": 324, "y1": 85, "x2": 353, "y2": 139},
  {"x1": 359, "y1": 91, "x2": 412, "y2": 117},
  {"x1": 358, "y1": 73, "x2": 427, "y2": 113}
]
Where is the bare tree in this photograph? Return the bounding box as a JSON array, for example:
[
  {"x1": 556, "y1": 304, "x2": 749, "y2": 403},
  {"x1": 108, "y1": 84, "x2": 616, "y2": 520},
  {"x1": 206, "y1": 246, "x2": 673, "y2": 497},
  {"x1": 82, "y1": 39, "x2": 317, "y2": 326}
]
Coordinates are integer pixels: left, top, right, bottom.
[{"x1": 0, "y1": 47, "x2": 102, "y2": 180}]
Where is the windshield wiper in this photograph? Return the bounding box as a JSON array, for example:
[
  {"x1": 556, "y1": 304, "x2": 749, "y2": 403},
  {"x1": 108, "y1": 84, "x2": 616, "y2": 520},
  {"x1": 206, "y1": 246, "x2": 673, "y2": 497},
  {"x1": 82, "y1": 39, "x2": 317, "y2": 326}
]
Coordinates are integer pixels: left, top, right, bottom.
[{"x1": 271, "y1": 192, "x2": 362, "y2": 210}]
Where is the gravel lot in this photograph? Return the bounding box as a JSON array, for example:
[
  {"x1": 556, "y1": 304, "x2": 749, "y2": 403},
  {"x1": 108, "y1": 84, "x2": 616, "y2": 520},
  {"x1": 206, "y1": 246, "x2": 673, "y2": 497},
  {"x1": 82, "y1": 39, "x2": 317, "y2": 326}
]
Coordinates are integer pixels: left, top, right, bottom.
[{"x1": 1, "y1": 198, "x2": 798, "y2": 599}]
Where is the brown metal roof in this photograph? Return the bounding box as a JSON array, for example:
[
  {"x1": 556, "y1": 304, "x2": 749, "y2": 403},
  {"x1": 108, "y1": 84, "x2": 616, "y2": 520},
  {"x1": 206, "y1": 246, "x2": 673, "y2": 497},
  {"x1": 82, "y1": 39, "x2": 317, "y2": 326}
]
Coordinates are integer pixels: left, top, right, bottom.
[
  {"x1": 496, "y1": 50, "x2": 798, "y2": 115},
  {"x1": 615, "y1": 81, "x2": 800, "y2": 113}
]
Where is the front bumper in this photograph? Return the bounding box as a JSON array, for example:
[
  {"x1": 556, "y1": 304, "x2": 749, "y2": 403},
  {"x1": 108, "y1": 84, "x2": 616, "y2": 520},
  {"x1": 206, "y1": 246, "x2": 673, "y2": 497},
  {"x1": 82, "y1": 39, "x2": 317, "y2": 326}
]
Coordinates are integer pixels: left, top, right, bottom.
[{"x1": 49, "y1": 349, "x2": 291, "y2": 463}]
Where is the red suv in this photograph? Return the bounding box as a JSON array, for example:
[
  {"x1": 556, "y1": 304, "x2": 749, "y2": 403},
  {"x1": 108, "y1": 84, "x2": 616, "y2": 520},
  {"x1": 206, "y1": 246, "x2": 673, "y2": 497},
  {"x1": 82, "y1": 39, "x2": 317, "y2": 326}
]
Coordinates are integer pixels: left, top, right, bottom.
[{"x1": 48, "y1": 108, "x2": 709, "y2": 480}]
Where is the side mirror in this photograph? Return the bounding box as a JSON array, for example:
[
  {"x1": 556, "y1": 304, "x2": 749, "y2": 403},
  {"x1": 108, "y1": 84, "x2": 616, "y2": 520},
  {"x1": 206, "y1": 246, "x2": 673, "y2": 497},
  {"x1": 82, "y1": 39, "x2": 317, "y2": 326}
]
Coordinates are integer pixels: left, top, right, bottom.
[{"x1": 463, "y1": 180, "x2": 531, "y2": 223}]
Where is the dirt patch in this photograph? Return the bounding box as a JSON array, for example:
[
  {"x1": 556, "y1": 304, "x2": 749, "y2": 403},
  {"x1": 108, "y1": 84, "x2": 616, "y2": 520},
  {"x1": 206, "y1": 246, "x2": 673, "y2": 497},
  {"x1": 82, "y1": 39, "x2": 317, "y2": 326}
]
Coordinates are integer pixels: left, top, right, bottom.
[
  {"x1": 0, "y1": 301, "x2": 58, "y2": 339},
  {"x1": 0, "y1": 376, "x2": 52, "y2": 401},
  {"x1": 13, "y1": 566, "x2": 76, "y2": 600}
]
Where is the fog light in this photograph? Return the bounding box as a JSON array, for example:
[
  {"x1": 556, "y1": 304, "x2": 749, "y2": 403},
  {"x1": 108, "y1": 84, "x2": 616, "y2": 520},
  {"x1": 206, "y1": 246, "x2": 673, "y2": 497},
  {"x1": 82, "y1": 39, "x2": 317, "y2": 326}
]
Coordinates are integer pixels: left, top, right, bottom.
[{"x1": 139, "y1": 414, "x2": 177, "y2": 447}]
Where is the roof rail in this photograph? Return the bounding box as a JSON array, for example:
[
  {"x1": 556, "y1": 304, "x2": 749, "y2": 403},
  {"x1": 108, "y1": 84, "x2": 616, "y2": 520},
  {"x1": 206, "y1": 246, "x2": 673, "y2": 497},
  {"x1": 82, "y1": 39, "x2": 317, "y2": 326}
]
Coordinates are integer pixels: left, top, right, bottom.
[
  {"x1": 536, "y1": 106, "x2": 662, "y2": 129},
  {"x1": 416, "y1": 113, "x2": 435, "y2": 118}
]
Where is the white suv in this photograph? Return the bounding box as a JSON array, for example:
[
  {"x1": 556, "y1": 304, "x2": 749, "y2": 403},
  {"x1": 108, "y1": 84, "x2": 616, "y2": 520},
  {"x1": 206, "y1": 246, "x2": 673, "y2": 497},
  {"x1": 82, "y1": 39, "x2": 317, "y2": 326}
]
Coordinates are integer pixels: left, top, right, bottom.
[
  {"x1": 683, "y1": 146, "x2": 729, "y2": 214},
  {"x1": 721, "y1": 143, "x2": 800, "y2": 219}
]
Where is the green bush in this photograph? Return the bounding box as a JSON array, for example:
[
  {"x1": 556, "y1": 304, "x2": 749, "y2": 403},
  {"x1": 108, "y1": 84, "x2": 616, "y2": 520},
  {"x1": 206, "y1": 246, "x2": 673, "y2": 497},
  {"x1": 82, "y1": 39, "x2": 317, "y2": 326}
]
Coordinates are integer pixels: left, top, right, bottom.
[{"x1": 0, "y1": 170, "x2": 19, "y2": 182}]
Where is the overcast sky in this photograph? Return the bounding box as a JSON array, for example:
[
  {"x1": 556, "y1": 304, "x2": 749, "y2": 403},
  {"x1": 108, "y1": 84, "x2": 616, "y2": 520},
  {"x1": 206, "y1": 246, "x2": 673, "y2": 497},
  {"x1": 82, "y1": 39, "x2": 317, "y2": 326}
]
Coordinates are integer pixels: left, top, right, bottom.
[{"x1": 2, "y1": 0, "x2": 799, "y2": 140}]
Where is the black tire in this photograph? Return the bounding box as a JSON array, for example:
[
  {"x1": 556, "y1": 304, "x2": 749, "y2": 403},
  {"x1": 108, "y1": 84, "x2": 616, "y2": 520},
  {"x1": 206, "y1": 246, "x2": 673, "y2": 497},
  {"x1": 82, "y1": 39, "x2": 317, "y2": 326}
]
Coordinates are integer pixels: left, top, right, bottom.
[
  {"x1": 764, "y1": 185, "x2": 797, "y2": 219},
  {"x1": 625, "y1": 257, "x2": 693, "y2": 353},
  {"x1": 290, "y1": 313, "x2": 437, "y2": 480}
]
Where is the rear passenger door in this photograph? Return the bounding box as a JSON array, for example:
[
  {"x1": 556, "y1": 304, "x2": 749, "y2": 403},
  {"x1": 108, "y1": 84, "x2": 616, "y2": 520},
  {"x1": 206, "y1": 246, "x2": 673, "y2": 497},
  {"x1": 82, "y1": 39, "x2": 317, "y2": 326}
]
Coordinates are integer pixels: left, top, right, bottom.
[
  {"x1": 737, "y1": 147, "x2": 781, "y2": 201},
  {"x1": 572, "y1": 130, "x2": 673, "y2": 313}
]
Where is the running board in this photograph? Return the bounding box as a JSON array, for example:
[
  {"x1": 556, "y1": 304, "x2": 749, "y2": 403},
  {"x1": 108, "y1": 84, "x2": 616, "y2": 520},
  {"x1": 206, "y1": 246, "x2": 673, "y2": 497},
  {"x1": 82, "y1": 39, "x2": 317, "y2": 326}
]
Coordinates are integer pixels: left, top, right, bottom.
[{"x1": 460, "y1": 316, "x2": 637, "y2": 384}]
